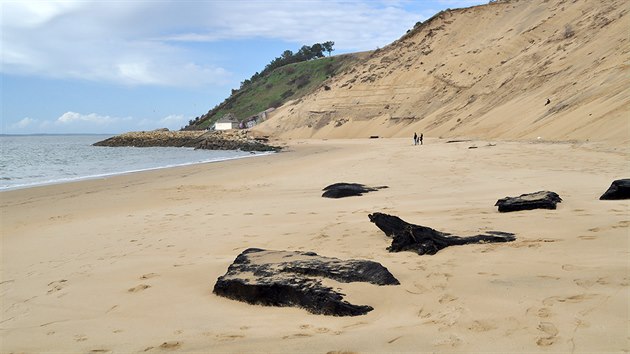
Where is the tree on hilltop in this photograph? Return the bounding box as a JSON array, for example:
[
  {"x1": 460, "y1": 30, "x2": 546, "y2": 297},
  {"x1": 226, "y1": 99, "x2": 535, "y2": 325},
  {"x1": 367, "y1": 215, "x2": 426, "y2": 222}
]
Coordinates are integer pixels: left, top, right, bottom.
[{"x1": 322, "y1": 41, "x2": 335, "y2": 56}]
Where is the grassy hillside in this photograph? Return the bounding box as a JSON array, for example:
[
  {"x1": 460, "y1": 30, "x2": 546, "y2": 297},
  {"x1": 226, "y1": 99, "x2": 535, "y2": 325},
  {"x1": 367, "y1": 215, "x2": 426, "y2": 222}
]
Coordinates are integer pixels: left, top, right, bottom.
[{"x1": 185, "y1": 53, "x2": 367, "y2": 130}]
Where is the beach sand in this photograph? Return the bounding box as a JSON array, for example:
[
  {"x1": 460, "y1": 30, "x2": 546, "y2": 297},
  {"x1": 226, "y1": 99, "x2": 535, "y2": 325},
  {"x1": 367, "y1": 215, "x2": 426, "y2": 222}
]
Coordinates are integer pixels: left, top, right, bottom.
[{"x1": 1, "y1": 138, "x2": 628, "y2": 353}]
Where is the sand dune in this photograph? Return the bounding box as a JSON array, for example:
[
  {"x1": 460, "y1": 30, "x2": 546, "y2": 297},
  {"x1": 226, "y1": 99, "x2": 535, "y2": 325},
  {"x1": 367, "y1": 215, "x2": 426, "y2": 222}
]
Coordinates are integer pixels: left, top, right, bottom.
[
  {"x1": 256, "y1": 0, "x2": 629, "y2": 143},
  {"x1": 1, "y1": 138, "x2": 628, "y2": 352}
]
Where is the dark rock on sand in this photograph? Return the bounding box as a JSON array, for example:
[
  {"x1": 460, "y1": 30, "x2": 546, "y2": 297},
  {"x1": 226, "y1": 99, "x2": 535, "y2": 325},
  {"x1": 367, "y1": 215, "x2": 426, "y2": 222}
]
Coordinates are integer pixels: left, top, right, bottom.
[
  {"x1": 368, "y1": 212, "x2": 515, "y2": 255},
  {"x1": 213, "y1": 248, "x2": 399, "y2": 316},
  {"x1": 495, "y1": 191, "x2": 562, "y2": 212},
  {"x1": 599, "y1": 179, "x2": 630, "y2": 200},
  {"x1": 322, "y1": 183, "x2": 388, "y2": 199}
]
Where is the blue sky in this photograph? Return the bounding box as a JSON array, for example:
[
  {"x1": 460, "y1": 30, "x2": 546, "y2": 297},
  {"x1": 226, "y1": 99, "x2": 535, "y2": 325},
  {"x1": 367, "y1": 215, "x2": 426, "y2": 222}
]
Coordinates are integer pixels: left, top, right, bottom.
[{"x1": 1, "y1": 0, "x2": 486, "y2": 134}]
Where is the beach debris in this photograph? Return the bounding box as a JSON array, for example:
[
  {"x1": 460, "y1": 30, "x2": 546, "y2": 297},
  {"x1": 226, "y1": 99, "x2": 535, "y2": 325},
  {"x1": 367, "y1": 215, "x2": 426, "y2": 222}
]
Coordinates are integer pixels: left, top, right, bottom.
[
  {"x1": 495, "y1": 191, "x2": 562, "y2": 212},
  {"x1": 213, "y1": 248, "x2": 399, "y2": 316},
  {"x1": 368, "y1": 212, "x2": 515, "y2": 255},
  {"x1": 322, "y1": 183, "x2": 388, "y2": 199},
  {"x1": 599, "y1": 179, "x2": 630, "y2": 200}
]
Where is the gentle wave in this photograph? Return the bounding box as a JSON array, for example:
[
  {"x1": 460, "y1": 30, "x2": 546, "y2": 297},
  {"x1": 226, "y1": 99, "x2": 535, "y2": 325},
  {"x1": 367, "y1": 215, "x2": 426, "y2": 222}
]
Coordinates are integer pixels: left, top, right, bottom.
[
  {"x1": 0, "y1": 152, "x2": 273, "y2": 191},
  {"x1": 0, "y1": 135, "x2": 274, "y2": 191}
]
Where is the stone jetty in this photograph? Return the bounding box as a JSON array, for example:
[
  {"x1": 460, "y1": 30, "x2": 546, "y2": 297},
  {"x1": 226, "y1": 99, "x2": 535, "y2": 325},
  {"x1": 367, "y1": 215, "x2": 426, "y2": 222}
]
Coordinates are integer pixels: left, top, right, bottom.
[{"x1": 93, "y1": 129, "x2": 281, "y2": 152}]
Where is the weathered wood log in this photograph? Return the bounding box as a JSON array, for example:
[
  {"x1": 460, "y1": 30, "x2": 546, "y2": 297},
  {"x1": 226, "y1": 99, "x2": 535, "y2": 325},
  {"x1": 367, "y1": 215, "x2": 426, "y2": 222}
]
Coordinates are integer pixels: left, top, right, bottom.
[
  {"x1": 368, "y1": 212, "x2": 515, "y2": 255},
  {"x1": 213, "y1": 248, "x2": 399, "y2": 316},
  {"x1": 599, "y1": 179, "x2": 630, "y2": 200},
  {"x1": 495, "y1": 191, "x2": 562, "y2": 212},
  {"x1": 322, "y1": 183, "x2": 388, "y2": 198}
]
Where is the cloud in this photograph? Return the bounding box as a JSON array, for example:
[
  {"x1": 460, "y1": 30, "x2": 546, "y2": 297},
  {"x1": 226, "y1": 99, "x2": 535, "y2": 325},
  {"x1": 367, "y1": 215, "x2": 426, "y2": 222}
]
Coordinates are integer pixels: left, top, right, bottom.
[
  {"x1": 56, "y1": 111, "x2": 127, "y2": 125},
  {"x1": 11, "y1": 117, "x2": 38, "y2": 129},
  {"x1": 1, "y1": 2, "x2": 231, "y2": 87},
  {"x1": 158, "y1": 1, "x2": 426, "y2": 51},
  {"x1": 159, "y1": 114, "x2": 186, "y2": 126},
  {"x1": 0, "y1": 1, "x2": 436, "y2": 87}
]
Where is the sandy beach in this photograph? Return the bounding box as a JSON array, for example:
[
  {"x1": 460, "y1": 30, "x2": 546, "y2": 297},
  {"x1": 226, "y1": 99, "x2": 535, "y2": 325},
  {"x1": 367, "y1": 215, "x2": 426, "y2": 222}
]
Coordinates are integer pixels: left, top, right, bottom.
[{"x1": 1, "y1": 137, "x2": 628, "y2": 353}]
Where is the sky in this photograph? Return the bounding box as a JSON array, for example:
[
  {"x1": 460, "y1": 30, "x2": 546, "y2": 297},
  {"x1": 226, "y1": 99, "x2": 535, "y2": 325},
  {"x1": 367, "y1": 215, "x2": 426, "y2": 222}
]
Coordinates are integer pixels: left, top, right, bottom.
[{"x1": 1, "y1": 0, "x2": 487, "y2": 135}]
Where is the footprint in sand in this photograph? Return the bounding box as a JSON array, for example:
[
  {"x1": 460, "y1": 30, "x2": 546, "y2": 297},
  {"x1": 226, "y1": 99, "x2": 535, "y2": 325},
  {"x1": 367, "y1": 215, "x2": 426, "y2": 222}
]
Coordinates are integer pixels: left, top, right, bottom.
[
  {"x1": 433, "y1": 334, "x2": 462, "y2": 348},
  {"x1": 438, "y1": 294, "x2": 458, "y2": 303},
  {"x1": 140, "y1": 273, "x2": 159, "y2": 280},
  {"x1": 215, "y1": 333, "x2": 245, "y2": 342},
  {"x1": 282, "y1": 333, "x2": 313, "y2": 340},
  {"x1": 468, "y1": 320, "x2": 497, "y2": 332},
  {"x1": 159, "y1": 341, "x2": 181, "y2": 350},
  {"x1": 417, "y1": 307, "x2": 432, "y2": 319},
  {"x1": 527, "y1": 306, "x2": 553, "y2": 318},
  {"x1": 47, "y1": 280, "x2": 68, "y2": 294},
  {"x1": 578, "y1": 235, "x2": 598, "y2": 240},
  {"x1": 542, "y1": 293, "x2": 599, "y2": 306},
  {"x1": 536, "y1": 322, "x2": 558, "y2": 346},
  {"x1": 127, "y1": 284, "x2": 151, "y2": 293},
  {"x1": 574, "y1": 277, "x2": 609, "y2": 288}
]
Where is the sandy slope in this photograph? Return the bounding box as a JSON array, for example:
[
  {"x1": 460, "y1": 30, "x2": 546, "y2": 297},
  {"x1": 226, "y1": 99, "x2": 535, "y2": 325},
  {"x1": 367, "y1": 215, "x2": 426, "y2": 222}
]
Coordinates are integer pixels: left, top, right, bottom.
[
  {"x1": 256, "y1": 0, "x2": 629, "y2": 143},
  {"x1": 1, "y1": 138, "x2": 628, "y2": 353}
]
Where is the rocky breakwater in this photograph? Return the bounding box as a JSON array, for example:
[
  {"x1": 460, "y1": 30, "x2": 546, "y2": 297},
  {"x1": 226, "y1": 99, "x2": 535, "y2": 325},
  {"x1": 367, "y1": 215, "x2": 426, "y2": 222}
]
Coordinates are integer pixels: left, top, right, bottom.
[{"x1": 93, "y1": 129, "x2": 281, "y2": 152}]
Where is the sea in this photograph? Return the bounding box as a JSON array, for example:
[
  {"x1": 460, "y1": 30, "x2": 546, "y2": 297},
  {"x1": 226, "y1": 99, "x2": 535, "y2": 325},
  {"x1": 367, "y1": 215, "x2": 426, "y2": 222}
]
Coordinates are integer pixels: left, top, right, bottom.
[{"x1": 0, "y1": 134, "x2": 273, "y2": 191}]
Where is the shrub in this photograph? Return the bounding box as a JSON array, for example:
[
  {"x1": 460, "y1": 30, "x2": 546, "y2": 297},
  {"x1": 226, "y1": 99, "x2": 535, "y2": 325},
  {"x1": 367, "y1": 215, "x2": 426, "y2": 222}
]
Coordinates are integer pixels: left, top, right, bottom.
[
  {"x1": 563, "y1": 24, "x2": 575, "y2": 39},
  {"x1": 281, "y1": 90, "x2": 294, "y2": 99},
  {"x1": 294, "y1": 74, "x2": 311, "y2": 89}
]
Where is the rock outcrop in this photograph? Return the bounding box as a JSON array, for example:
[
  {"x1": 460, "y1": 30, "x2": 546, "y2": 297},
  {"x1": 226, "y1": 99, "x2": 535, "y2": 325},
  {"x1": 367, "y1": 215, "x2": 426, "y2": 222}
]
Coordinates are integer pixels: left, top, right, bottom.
[
  {"x1": 213, "y1": 248, "x2": 399, "y2": 316},
  {"x1": 93, "y1": 130, "x2": 280, "y2": 152},
  {"x1": 322, "y1": 183, "x2": 388, "y2": 198},
  {"x1": 599, "y1": 179, "x2": 630, "y2": 200},
  {"x1": 368, "y1": 212, "x2": 515, "y2": 255},
  {"x1": 495, "y1": 191, "x2": 562, "y2": 212}
]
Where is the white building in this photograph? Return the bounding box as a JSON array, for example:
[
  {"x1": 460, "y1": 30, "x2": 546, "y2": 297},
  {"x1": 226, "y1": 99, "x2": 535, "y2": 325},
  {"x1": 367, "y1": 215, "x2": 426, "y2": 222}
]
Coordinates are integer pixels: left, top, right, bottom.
[{"x1": 213, "y1": 114, "x2": 239, "y2": 130}]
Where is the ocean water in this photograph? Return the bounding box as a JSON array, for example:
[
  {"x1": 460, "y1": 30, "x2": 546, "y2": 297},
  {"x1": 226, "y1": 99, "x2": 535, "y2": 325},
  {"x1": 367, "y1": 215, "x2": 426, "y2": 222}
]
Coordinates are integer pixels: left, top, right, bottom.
[{"x1": 0, "y1": 135, "x2": 272, "y2": 191}]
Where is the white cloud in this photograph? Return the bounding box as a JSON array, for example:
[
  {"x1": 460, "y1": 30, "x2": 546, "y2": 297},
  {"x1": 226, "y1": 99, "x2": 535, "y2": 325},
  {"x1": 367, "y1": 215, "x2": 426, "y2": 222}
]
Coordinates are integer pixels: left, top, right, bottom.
[
  {"x1": 159, "y1": 114, "x2": 186, "y2": 126},
  {"x1": 56, "y1": 112, "x2": 126, "y2": 125},
  {"x1": 11, "y1": 117, "x2": 37, "y2": 129},
  {"x1": 0, "y1": 1, "x2": 434, "y2": 87},
  {"x1": 158, "y1": 1, "x2": 426, "y2": 51}
]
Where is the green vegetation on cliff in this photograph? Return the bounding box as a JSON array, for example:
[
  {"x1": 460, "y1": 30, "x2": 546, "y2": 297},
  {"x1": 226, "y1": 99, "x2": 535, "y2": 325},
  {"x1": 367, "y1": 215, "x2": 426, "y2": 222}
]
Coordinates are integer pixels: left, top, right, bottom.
[{"x1": 184, "y1": 52, "x2": 364, "y2": 130}]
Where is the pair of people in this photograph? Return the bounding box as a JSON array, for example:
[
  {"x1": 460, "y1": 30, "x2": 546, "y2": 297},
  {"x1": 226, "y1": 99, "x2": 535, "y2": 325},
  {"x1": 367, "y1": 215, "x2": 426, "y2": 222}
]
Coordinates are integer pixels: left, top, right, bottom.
[{"x1": 413, "y1": 132, "x2": 423, "y2": 145}]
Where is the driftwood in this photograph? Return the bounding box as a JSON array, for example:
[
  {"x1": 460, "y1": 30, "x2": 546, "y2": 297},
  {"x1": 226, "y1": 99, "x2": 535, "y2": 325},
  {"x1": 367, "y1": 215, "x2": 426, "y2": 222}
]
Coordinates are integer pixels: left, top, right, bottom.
[
  {"x1": 322, "y1": 183, "x2": 388, "y2": 199},
  {"x1": 368, "y1": 212, "x2": 515, "y2": 255},
  {"x1": 599, "y1": 179, "x2": 630, "y2": 200},
  {"x1": 213, "y1": 248, "x2": 399, "y2": 316},
  {"x1": 495, "y1": 191, "x2": 562, "y2": 212}
]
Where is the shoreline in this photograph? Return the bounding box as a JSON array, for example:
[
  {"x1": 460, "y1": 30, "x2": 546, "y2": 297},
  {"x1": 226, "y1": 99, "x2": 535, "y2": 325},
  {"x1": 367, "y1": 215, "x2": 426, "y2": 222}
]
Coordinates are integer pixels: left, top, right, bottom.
[
  {"x1": 0, "y1": 150, "x2": 276, "y2": 192},
  {"x1": 1, "y1": 138, "x2": 628, "y2": 353}
]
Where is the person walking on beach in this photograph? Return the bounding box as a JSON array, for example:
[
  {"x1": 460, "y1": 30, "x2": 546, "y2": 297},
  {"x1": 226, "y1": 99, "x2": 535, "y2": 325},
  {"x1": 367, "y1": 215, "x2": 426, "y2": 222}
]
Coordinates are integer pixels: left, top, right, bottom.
[
  {"x1": 419, "y1": 133, "x2": 423, "y2": 145},
  {"x1": 413, "y1": 132, "x2": 418, "y2": 145}
]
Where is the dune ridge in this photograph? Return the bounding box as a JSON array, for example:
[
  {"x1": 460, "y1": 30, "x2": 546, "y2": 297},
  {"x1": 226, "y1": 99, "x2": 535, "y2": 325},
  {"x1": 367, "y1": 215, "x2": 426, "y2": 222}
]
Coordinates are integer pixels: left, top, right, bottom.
[{"x1": 256, "y1": 0, "x2": 629, "y2": 143}]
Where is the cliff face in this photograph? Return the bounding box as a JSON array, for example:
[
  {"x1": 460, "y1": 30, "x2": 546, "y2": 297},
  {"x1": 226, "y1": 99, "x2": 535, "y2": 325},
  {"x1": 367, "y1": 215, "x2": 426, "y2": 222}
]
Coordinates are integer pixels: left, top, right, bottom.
[{"x1": 255, "y1": 0, "x2": 629, "y2": 143}]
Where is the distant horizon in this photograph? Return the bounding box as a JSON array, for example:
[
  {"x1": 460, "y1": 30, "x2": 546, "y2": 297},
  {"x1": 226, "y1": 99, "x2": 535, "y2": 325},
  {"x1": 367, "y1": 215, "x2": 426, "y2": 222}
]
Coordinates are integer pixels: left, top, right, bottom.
[
  {"x1": 1, "y1": 0, "x2": 487, "y2": 135},
  {"x1": 0, "y1": 133, "x2": 117, "y2": 137}
]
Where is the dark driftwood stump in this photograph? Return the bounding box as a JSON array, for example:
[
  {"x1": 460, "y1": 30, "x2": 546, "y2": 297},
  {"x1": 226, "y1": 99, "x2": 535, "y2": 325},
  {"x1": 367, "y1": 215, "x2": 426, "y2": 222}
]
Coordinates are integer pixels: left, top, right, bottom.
[
  {"x1": 495, "y1": 191, "x2": 562, "y2": 212},
  {"x1": 368, "y1": 212, "x2": 515, "y2": 255},
  {"x1": 213, "y1": 248, "x2": 399, "y2": 316},
  {"x1": 322, "y1": 183, "x2": 387, "y2": 198},
  {"x1": 599, "y1": 179, "x2": 630, "y2": 200}
]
